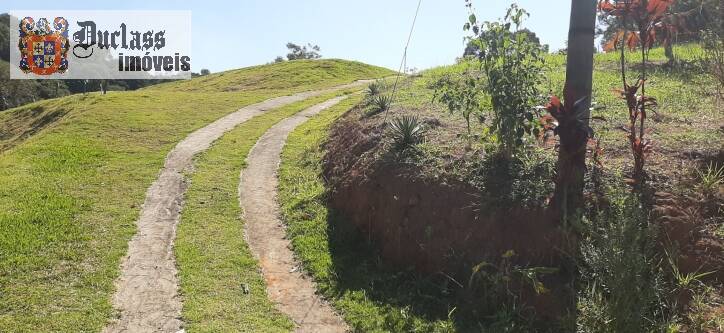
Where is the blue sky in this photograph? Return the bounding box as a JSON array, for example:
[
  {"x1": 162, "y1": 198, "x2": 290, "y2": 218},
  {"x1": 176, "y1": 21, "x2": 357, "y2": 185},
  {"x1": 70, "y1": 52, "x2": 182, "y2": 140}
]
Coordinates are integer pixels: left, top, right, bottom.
[{"x1": 3, "y1": 0, "x2": 573, "y2": 73}]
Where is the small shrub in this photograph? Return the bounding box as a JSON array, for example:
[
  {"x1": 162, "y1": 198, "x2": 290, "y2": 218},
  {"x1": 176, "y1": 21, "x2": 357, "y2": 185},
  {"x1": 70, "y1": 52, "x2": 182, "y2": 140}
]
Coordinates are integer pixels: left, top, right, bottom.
[
  {"x1": 431, "y1": 71, "x2": 484, "y2": 146},
  {"x1": 685, "y1": 285, "x2": 724, "y2": 332},
  {"x1": 666, "y1": 250, "x2": 713, "y2": 292},
  {"x1": 599, "y1": 0, "x2": 678, "y2": 183},
  {"x1": 470, "y1": 149, "x2": 556, "y2": 210},
  {"x1": 577, "y1": 283, "x2": 613, "y2": 333},
  {"x1": 578, "y1": 196, "x2": 672, "y2": 332},
  {"x1": 388, "y1": 115, "x2": 425, "y2": 148},
  {"x1": 367, "y1": 94, "x2": 392, "y2": 116},
  {"x1": 464, "y1": 3, "x2": 546, "y2": 158}
]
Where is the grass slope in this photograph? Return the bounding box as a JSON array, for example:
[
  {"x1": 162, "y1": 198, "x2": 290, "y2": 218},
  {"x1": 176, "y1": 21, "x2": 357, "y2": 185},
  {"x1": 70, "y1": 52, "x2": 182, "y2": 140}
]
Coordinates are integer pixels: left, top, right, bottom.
[
  {"x1": 0, "y1": 59, "x2": 392, "y2": 332},
  {"x1": 175, "y1": 89, "x2": 360, "y2": 332}
]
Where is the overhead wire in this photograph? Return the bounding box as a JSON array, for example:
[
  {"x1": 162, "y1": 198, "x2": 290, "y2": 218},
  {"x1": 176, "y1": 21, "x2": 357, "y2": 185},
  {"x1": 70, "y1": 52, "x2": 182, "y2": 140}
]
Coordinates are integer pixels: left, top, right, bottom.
[{"x1": 383, "y1": 0, "x2": 423, "y2": 122}]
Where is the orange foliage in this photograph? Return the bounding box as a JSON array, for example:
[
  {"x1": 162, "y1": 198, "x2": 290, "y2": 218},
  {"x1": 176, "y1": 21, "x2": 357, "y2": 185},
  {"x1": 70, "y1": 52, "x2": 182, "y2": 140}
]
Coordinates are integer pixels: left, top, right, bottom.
[{"x1": 598, "y1": 0, "x2": 677, "y2": 52}]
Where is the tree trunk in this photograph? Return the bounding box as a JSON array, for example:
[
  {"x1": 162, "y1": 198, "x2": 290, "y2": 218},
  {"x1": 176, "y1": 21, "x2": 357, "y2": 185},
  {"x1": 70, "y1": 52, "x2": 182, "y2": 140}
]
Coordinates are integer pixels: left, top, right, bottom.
[
  {"x1": 555, "y1": 0, "x2": 597, "y2": 222},
  {"x1": 664, "y1": 42, "x2": 675, "y2": 65}
]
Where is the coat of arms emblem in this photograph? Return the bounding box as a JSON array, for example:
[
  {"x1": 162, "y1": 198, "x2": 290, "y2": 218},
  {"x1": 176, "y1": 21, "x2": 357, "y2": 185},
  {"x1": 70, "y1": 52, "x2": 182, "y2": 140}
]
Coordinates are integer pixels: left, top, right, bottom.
[{"x1": 18, "y1": 17, "x2": 70, "y2": 75}]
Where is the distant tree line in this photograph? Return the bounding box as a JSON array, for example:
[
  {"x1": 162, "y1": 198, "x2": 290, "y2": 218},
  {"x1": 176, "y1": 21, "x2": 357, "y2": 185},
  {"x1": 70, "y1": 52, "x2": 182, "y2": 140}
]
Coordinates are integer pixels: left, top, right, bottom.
[{"x1": 0, "y1": 13, "x2": 171, "y2": 111}]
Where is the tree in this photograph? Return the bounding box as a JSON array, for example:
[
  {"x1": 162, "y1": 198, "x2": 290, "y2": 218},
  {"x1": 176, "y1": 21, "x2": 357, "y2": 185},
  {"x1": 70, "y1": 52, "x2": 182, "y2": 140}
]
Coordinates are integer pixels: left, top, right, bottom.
[
  {"x1": 273, "y1": 56, "x2": 285, "y2": 63},
  {"x1": 200, "y1": 68, "x2": 211, "y2": 76},
  {"x1": 665, "y1": 0, "x2": 722, "y2": 61},
  {"x1": 285, "y1": 42, "x2": 321, "y2": 60},
  {"x1": 546, "y1": 0, "x2": 597, "y2": 221}
]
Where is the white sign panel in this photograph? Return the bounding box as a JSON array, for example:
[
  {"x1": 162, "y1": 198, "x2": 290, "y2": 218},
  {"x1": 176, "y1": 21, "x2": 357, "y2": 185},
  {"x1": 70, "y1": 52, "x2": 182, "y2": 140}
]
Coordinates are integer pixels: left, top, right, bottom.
[{"x1": 9, "y1": 10, "x2": 192, "y2": 79}]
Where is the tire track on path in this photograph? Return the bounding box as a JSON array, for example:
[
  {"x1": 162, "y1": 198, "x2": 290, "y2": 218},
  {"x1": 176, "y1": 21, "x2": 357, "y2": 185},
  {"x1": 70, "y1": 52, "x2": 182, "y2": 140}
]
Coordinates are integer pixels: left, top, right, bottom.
[{"x1": 239, "y1": 96, "x2": 350, "y2": 333}]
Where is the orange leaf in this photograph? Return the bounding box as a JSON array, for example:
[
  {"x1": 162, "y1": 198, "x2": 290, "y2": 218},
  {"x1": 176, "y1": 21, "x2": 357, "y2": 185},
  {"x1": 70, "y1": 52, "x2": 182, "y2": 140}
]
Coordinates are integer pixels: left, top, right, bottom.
[
  {"x1": 647, "y1": 0, "x2": 673, "y2": 18},
  {"x1": 626, "y1": 31, "x2": 640, "y2": 50},
  {"x1": 550, "y1": 95, "x2": 561, "y2": 109},
  {"x1": 603, "y1": 30, "x2": 625, "y2": 52},
  {"x1": 598, "y1": 0, "x2": 615, "y2": 12},
  {"x1": 546, "y1": 95, "x2": 561, "y2": 113}
]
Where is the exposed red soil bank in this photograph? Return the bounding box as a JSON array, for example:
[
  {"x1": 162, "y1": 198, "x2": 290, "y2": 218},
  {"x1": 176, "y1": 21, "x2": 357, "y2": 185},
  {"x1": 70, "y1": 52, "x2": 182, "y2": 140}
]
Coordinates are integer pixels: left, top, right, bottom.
[
  {"x1": 653, "y1": 191, "x2": 724, "y2": 283},
  {"x1": 323, "y1": 116, "x2": 565, "y2": 274},
  {"x1": 322, "y1": 114, "x2": 573, "y2": 316}
]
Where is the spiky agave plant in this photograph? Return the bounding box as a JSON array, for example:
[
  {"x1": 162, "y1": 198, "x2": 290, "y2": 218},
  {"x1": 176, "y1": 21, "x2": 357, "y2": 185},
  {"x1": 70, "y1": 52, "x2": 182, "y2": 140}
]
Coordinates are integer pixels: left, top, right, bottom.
[
  {"x1": 365, "y1": 79, "x2": 385, "y2": 98},
  {"x1": 368, "y1": 94, "x2": 392, "y2": 116},
  {"x1": 388, "y1": 115, "x2": 425, "y2": 148}
]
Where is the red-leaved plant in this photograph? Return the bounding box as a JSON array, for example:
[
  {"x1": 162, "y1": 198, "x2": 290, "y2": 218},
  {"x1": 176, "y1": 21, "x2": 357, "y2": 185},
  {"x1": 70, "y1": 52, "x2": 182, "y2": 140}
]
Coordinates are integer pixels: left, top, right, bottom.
[{"x1": 598, "y1": 0, "x2": 677, "y2": 183}]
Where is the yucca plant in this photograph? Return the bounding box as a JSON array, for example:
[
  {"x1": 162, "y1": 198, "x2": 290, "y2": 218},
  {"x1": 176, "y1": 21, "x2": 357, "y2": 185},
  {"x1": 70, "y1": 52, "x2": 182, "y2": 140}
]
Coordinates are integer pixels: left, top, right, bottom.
[
  {"x1": 365, "y1": 79, "x2": 385, "y2": 98},
  {"x1": 388, "y1": 115, "x2": 425, "y2": 148},
  {"x1": 367, "y1": 94, "x2": 392, "y2": 116}
]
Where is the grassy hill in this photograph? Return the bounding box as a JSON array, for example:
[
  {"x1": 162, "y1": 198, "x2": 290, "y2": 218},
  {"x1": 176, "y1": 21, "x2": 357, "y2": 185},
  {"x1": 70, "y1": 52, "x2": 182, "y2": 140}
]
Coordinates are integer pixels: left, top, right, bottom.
[
  {"x1": 0, "y1": 59, "x2": 393, "y2": 331},
  {"x1": 1, "y1": 41, "x2": 720, "y2": 332}
]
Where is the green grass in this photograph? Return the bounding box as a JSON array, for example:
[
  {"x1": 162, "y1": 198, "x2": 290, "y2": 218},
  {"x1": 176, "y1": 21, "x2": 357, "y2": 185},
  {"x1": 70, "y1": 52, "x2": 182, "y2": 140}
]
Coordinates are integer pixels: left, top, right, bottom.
[
  {"x1": 174, "y1": 89, "x2": 360, "y2": 332},
  {"x1": 0, "y1": 96, "x2": 73, "y2": 152},
  {"x1": 0, "y1": 59, "x2": 392, "y2": 332}
]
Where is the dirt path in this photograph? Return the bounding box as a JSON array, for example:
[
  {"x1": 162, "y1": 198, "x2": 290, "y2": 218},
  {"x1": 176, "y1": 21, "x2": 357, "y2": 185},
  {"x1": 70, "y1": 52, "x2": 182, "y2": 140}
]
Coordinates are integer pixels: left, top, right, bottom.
[
  {"x1": 240, "y1": 96, "x2": 350, "y2": 333},
  {"x1": 104, "y1": 82, "x2": 367, "y2": 333}
]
